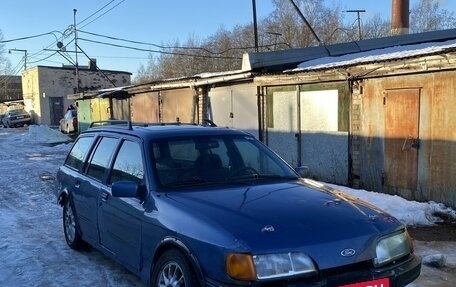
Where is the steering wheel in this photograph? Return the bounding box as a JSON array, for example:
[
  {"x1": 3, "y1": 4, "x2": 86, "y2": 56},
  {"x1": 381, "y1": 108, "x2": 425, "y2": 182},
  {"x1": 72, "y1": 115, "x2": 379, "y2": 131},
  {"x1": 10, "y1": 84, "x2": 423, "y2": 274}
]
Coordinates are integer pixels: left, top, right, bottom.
[{"x1": 230, "y1": 166, "x2": 259, "y2": 177}]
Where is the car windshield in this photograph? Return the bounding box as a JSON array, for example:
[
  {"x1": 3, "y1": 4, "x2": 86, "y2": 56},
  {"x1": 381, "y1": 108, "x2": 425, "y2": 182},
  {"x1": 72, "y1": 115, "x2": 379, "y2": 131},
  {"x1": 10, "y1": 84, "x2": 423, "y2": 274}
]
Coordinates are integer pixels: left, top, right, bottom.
[
  {"x1": 65, "y1": 110, "x2": 77, "y2": 119},
  {"x1": 151, "y1": 134, "x2": 298, "y2": 188},
  {"x1": 9, "y1": 109, "x2": 26, "y2": 115}
]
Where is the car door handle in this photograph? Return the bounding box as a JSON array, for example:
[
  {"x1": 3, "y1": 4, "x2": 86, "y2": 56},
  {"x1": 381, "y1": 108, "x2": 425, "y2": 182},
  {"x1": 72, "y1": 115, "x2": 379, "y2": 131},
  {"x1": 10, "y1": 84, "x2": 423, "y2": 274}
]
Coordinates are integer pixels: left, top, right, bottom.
[{"x1": 101, "y1": 192, "x2": 110, "y2": 202}]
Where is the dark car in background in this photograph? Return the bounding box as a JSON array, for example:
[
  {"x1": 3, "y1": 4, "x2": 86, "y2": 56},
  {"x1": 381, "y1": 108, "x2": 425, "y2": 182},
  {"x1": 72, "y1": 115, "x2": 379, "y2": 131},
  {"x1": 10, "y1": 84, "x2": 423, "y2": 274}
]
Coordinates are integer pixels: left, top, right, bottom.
[
  {"x1": 2, "y1": 108, "x2": 31, "y2": 128},
  {"x1": 59, "y1": 109, "x2": 78, "y2": 134},
  {"x1": 55, "y1": 121, "x2": 421, "y2": 287}
]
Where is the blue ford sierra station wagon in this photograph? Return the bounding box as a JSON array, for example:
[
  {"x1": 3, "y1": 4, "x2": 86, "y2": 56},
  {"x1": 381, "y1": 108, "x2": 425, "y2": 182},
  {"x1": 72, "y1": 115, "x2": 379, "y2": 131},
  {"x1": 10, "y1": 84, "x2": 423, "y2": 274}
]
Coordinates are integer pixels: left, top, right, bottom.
[{"x1": 55, "y1": 121, "x2": 421, "y2": 287}]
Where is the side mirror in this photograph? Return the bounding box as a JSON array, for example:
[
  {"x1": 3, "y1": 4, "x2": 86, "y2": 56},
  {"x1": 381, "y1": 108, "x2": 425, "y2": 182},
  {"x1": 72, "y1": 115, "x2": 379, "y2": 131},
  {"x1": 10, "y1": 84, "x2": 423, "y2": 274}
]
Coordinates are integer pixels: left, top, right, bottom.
[
  {"x1": 112, "y1": 181, "x2": 139, "y2": 198},
  {"x1": 295, "y1": 166, "x2": 310, "y2": 178}
]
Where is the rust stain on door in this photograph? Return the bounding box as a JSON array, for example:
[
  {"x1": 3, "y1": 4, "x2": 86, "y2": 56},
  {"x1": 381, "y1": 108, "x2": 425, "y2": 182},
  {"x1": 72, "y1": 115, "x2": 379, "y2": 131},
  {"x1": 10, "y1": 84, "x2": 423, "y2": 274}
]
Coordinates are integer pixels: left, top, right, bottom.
[{"x1": 384, "y1": 88, "x2": 420, "y2": 195}]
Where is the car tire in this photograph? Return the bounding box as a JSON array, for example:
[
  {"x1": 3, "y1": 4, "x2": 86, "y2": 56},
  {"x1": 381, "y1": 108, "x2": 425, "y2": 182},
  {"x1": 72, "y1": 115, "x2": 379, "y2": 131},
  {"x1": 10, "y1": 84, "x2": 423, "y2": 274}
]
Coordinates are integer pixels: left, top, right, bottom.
[
  {"x1": 63, "y1": 199, "x2": 84, "y2": 250},
  {"x1": 151, "y1": 249, "x2": 199, "y2": 287}
]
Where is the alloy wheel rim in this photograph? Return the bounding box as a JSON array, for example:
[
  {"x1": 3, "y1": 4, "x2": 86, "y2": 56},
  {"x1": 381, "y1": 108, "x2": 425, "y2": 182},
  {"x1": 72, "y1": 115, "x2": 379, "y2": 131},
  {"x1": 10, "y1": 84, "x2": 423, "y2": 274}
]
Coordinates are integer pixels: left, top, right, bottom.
[
  {"x1": 157, "y1": 262, "x2": 185, "y2": 287},
  {"x1": 64, "y1": 203, "x2": 76, "y2": 242}
]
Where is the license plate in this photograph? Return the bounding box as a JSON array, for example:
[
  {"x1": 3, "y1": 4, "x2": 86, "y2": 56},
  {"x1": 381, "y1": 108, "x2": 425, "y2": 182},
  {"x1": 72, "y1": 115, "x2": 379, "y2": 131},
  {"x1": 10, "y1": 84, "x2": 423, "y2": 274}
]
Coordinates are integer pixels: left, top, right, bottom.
[{"x1": 339, "y1": 278, "x2": 390, "y2": 287}]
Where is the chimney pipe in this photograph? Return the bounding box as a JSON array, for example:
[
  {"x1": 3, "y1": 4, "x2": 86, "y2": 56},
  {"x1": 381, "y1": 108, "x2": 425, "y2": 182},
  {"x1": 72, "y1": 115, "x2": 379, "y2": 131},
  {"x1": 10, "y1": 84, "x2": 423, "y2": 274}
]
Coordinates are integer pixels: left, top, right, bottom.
[
  {"x1": 391, "y1": 0, "x2": 409, "y2": 35},
  {"x1": 88, "y1": 58, "x2": 97, "y2": 71}
]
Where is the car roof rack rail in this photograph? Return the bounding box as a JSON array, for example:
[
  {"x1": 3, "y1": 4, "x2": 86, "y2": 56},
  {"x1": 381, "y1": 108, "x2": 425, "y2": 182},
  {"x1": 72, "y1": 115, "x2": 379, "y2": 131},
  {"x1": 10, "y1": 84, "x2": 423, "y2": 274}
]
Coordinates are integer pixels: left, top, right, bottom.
[
  {"x1": 202, "y1": 119, "x2": 217, "y2": 127},
  {"x1": 89, "y1": 120, "x2": 133, "y2": 130},
  {"x1": 88, "y1": 119, "x2": 218, "y2": 130}
]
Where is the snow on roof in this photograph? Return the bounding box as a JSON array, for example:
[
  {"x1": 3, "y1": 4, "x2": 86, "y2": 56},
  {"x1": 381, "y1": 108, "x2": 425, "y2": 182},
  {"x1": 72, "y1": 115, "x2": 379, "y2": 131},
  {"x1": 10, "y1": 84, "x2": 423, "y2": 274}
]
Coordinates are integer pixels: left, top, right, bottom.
[
  {"x1": 195, "y1": 70, "x2": 244, "y2": 78},
  {"x1": 293, "y1": 39, "x2": 456, "y2": 72}
]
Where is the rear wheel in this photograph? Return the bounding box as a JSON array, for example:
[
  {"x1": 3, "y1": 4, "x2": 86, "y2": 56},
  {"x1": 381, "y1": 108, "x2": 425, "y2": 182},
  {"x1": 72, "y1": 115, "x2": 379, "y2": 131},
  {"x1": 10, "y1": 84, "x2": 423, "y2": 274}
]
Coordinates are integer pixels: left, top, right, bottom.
[
  {"x1": 63, "y1": 199, "x2": 84, "y2": 250},
  {"x1": 151, "y1": 249, "x2": 199, "y2": 287}
]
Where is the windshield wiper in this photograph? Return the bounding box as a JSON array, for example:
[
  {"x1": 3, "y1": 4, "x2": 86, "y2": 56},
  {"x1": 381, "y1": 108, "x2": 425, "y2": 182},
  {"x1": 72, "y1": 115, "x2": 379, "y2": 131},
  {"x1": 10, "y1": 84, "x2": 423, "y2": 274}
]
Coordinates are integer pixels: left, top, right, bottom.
[
  {"x1": 257, "y1": 174, "x2": 298, "y2": 180},
  {"x1": 163, "y1": 177, "x2": 225, "y2": 187},
  {"x1": 228, "y1": 174, "x2": 297, "y2": 182}
]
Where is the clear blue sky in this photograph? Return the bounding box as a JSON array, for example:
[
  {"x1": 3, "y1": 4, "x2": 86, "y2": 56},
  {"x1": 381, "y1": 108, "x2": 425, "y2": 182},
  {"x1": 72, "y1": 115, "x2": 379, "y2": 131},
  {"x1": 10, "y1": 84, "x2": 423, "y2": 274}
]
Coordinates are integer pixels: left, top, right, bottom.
[{"x1": 1, "y1": 0, "x2": 455, "y2": 78}]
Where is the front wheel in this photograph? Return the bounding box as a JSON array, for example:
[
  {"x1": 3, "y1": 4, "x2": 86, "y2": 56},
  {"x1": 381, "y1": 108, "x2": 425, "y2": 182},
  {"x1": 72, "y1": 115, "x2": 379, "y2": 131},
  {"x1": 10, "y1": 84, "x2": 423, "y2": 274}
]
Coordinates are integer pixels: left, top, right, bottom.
[
  {"x1": 151, "y1": 249, "x2": 199, "y2": 287},
  {"x1": 63, "y1": 199, "x2": 84, "y2": 250}
]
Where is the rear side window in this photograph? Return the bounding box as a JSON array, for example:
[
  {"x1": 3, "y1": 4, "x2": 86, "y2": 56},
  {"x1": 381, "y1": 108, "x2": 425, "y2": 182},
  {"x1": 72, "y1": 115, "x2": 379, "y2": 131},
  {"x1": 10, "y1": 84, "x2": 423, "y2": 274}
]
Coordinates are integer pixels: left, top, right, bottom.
[
  {"x1": 110, "y1": 140, "x2": 144, "y2": 185},
  {"x1": 86, "y1": 137, "x2": 119, "y2": 181},
  {"x1": 65, "y1": 136, "x2": 95, "y2": 170}
]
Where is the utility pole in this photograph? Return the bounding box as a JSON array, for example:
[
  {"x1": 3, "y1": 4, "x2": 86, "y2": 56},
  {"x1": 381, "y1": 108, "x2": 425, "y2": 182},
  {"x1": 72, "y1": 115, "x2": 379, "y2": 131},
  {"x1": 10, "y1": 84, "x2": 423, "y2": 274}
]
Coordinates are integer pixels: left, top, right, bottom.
[
  {"x1": 73, "y1": 8, "x2": 80, "y2": 93},
  {"x1": 344, "y1": 10, "x2": 366, "y2": 40},
  {"x1": 288, "y1": 0, "x2": 322, "y2": 45},
  {"x1": 9, "y1": 49, "x2": 28, "y2": 70},
  {"x1": 252, "y1": 0, "x2": 259, "y2": 52}
]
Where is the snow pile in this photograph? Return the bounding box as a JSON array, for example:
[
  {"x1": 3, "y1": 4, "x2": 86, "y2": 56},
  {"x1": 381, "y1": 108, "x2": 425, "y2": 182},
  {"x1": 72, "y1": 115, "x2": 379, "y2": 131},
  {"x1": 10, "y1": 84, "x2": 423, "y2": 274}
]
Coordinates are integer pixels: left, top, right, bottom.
[
  {"x1": 422, "y1": 253, "x2": 447, "y2": 268},
  {"x1": 332, "y1": 184, "x2": 456, "y2": 226},
  {"x1": 22, "y1": 125, "x2": 72, "y2": 144}
]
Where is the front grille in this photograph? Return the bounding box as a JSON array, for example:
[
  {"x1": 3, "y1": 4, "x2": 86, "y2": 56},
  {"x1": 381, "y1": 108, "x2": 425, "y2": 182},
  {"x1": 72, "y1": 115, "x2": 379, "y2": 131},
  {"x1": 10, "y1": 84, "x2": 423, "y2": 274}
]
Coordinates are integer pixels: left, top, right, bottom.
[{"x1": 321, "y1": 260, "x2": 373, "y2": 278}]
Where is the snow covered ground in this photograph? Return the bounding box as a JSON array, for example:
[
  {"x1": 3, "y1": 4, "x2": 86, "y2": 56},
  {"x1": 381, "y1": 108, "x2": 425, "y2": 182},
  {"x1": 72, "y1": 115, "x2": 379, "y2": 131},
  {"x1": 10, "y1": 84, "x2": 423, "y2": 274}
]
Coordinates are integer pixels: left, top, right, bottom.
[{"x1": 0, "y1": 125, "x2": 455, "y2": 286}]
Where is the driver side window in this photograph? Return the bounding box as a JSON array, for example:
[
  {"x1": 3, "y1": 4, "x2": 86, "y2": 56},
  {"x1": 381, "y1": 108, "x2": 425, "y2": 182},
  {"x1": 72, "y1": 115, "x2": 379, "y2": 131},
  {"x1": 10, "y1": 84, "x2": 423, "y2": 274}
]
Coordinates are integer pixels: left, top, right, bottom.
[{"x1": 109, "y1": 140, "x2": 145, "y2": 185}]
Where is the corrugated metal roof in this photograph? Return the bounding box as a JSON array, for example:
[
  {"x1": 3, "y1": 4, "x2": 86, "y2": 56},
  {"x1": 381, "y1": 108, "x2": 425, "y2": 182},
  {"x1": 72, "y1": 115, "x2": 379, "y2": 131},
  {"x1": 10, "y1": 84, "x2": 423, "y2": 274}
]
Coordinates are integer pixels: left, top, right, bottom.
[
  {"x1": 242, "y1": 29, "x2": 456, "y2": 72},
  {"x1": 294, "y1": 39, "x2": 456, "y2": 72}
]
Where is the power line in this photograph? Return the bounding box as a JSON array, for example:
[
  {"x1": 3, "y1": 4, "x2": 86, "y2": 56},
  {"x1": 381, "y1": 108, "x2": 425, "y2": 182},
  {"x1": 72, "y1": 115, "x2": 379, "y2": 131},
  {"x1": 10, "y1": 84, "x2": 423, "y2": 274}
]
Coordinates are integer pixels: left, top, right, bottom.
[
  {"x1": 1, "y1": 29, "x2": 73, "y2": 67},
  {"x1": 78, "y1": 30, "x2": 275, "y2": 55},
  {"x1": 4, "y1": 0, "x2": 274, "y2": 69},
  {"x1": 4, "y1": 28, "x2": 282, "y2": 68},
  {"x1": 4, "y1": 57, "x2": 25, "y2": 76},
  {"x1": 78, "y1": 0, "x2": 116, "y2": 26},
  {"x1": 28, "y1": 37, "x2": 76, "y2": 66},
  {"x1": 79, "y1": 0, "x2": 126, "y2": 29},
  {"x1": 0, "y1": 32, "x2": 58, "y2": 43},
  {"x1": 28, "y1": 51, "x2": 59, "y2": 65},
  {"x1": 79, "y1": 30, "x2": 223, "y2": 54},
  {"x1": 89, "y1": 55, "x2": 151, "y2": 60},
  {"x1": 77, "y1": 38, "x2": 243, "y2": 60},
  {"x1": 77, "y1": 37, "x2": 240, "y2": 59},
  {"x1": 2, "y1": 0, "x2": 125, "y2": 68}
]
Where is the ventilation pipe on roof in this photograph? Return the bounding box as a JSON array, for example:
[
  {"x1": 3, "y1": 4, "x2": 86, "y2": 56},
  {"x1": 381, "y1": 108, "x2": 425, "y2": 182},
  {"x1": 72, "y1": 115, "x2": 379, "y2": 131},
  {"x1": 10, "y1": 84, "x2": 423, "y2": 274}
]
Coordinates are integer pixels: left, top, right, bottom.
[
  {"x1": 391, "y1": 0, "x2": 409, "y2": 35},
  {"x1": 88, "y1": 58, "x2": 97, "y2": 71}
]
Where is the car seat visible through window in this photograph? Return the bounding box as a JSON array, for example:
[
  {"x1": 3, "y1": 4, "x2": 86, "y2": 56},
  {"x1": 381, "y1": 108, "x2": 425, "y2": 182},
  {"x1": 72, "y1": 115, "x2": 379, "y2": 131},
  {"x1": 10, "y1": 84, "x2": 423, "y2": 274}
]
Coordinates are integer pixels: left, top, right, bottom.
[{"x1": 194, "y1": 153, "x2": 227, "y2": 181}]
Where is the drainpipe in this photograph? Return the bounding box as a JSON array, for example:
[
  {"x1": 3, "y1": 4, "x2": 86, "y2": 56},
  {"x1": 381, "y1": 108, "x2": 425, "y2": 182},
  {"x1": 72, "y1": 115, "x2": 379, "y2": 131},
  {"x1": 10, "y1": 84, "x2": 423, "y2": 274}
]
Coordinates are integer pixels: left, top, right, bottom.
[
  {"x1": 296, "y1": 85, "x2": 302, "y2": 167},
  {"x1": 256, "y1": 86, "x2": 263, "y2": 142}
]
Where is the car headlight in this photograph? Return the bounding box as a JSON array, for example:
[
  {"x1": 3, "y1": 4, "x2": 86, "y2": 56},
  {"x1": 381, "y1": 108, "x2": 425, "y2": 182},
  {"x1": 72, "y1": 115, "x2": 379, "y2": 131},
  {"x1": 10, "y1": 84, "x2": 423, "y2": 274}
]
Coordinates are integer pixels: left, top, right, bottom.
[
  {"x1": 374, "y1": 231, "x2": 412, "y2": 267},
  {"x1": 226, "y1": 252, "x2": 316, "y2": 281}
]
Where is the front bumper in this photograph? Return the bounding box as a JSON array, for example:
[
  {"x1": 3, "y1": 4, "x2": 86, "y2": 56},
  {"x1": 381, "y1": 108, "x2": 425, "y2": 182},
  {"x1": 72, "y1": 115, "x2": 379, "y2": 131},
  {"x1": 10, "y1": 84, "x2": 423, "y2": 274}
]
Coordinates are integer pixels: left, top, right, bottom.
[
  {"x1": 204, "y1": 254, "x2": 421, "y2": 287},
  {"x1": 10, "y1": 118, "x2": 31, "y2": 126}
]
